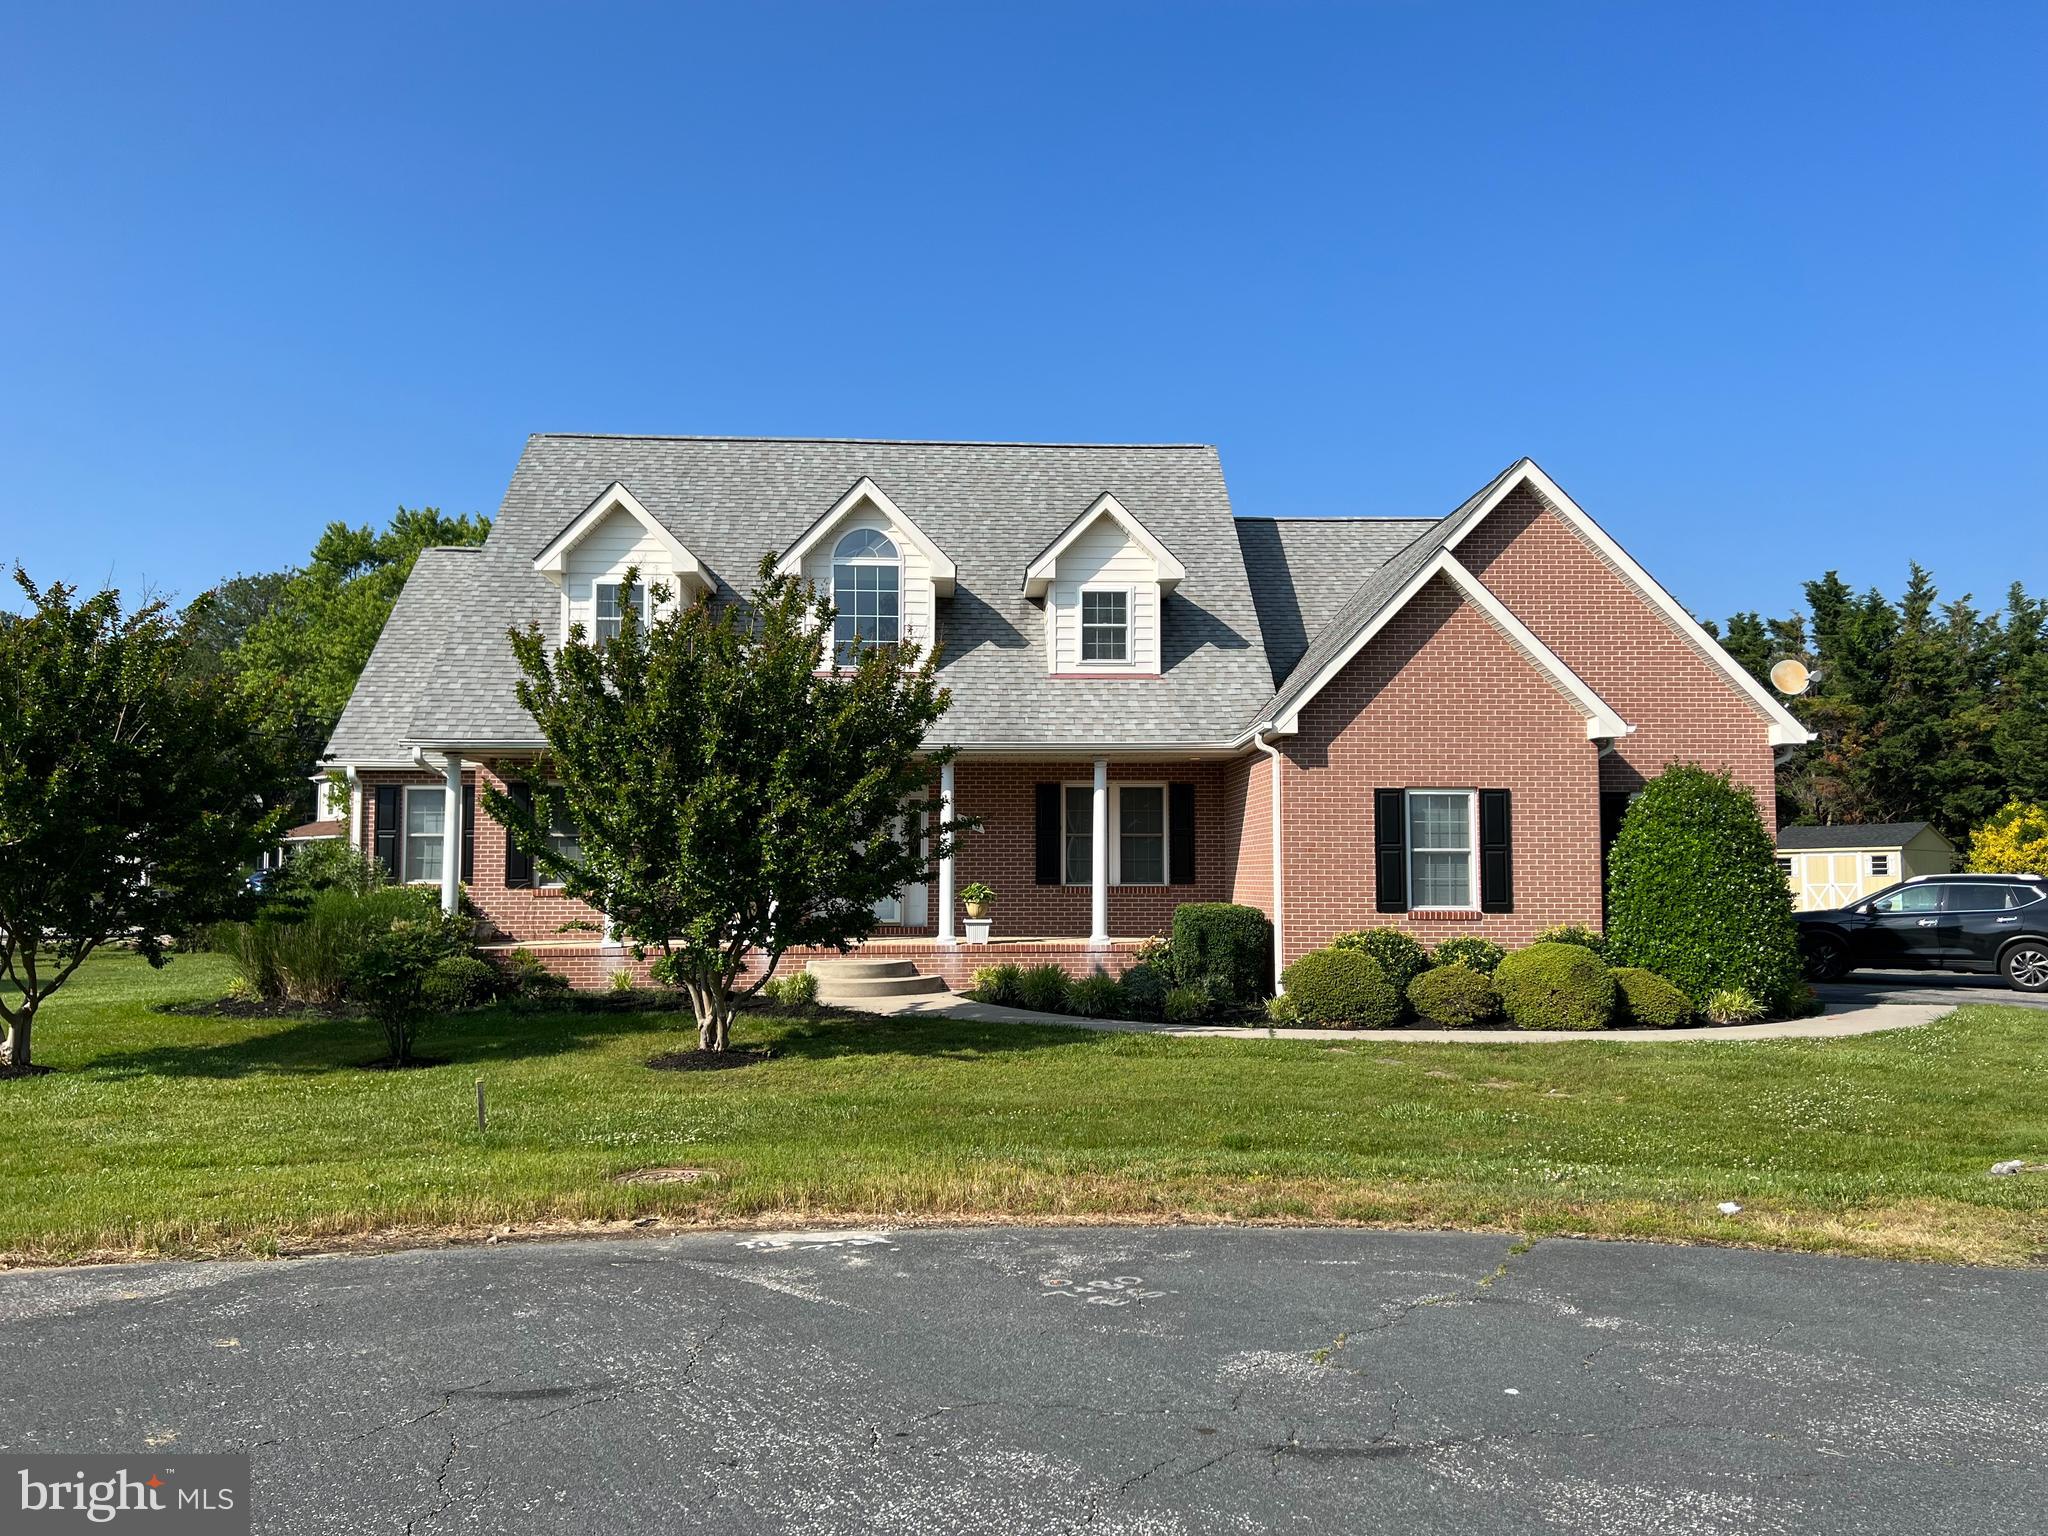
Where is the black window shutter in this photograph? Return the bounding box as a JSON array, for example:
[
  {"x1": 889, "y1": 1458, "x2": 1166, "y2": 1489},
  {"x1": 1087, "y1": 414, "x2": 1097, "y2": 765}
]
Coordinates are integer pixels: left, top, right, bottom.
[
  {"x1": 1168, "y1": 782, "x2": 1196, "y2": 885},
  {"x1": 1374, "y1": 788, "x2": 1408, "y2": 912},
  {"x1": 1034, "y1": 783, "x2": 1061, "y2": 885},
  {"x1": 373, "y1": 785, "x2": 400, "y2": 877},
  {"x1": 1479, "y1": 789, "x2": 1513, "y2": 912},
  {"x1": 504, "y1": 781, "x2": 533, "y2": 889},
  {"x1": 461, "y1": 782, "x2": 476, "y2": 884}
]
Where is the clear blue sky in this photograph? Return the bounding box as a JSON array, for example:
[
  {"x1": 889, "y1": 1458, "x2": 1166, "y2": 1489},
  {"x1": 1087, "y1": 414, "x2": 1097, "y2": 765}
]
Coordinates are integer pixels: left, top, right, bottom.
[{"x1": 3, "y1": 2, "x2": 2041, "y2": 623}]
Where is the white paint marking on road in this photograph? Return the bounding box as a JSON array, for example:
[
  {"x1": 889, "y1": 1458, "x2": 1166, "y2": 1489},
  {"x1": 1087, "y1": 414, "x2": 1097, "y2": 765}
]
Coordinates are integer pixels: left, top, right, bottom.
[
  {"x1": 737, "y1": 1229, "x2": 895, "y2": 1253},
  {"x1": 1039, "y1": 1275, "x2": 1170, "y2": 1307}
]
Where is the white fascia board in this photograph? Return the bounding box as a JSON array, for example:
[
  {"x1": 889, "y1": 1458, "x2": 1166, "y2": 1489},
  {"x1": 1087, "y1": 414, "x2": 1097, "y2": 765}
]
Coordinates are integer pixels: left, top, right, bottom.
[
  {"x1": 1023, "y1": 493, "x2": 1187, "y2": 599},
  {"x1": 1271, "y1": 549, "x2": 1630, "y2": 741},
  {"x1": 1445, "y1": 462, "x2": 1814, "y2": 747},
  {"x1": 531, "y1": 482, "x2": 713, "y2": 594},
  {"x1": 775, "y1": 476, "x2": 957, "y2": 596}
]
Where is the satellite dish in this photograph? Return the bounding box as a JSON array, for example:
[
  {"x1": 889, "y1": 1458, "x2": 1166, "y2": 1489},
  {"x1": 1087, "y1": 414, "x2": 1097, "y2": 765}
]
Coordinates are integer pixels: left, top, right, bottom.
[{"x1": 1769, "y1": 657, "x2": 1813, "y2": 696}]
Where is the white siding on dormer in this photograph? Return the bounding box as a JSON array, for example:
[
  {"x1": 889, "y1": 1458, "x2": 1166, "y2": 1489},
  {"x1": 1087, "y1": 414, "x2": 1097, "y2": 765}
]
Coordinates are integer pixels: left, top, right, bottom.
[
  {"x1": 1046, "y1": 515, "x2": 1161, "y2": 673},
  {"x1": 798, "y1": 511, "x2": 935, "y2": 650},
  {"x1": 561, "y1": 506, "x2": 677, "y2": 640}
]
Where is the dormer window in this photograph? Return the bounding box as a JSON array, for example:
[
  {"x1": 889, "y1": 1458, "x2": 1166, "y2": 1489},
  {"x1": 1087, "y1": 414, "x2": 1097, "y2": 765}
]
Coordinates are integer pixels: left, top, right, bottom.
[
  {"x1": 1080, "y1": 589, "x2": 1130, "y2": 664},
  {"x1": 593, "y1": 581, "x2": 647, "y2": 644},
  {"x1": 1024, "y1": 494, "x2": 1185, "y2": 677},
  {"x1": 831, "y1": 528, "x2": 901, "y2": 664}
]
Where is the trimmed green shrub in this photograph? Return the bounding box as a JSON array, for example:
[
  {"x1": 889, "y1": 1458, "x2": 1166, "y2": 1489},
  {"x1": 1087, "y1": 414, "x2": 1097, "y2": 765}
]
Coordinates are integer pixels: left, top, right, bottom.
[
  {"x1": 1332, "y1": 928, "x2": 1431, "y2": 996},
  {"x1": 215, "y1": 885, "x2": 449, "y2": 1005},
  {"x1": 1494, "y1": 942, "x2": 1617, "y2": 1031},
  {"x1": 1016, "y1": 964, "x2": 1072, "y2": 1013},
  {"x1": 1170, "y1": 903, "x2": 1274, "y2": 1004},
  {"x1": 1532, "y1": 924, "x2": 1609, "y2": 958},
  {"x1": 346, "y1": 910, "x2": 473, "y2": 1063},
  {"x1": 264, "y1": 839, "x2": 387, "y2": 905},
  {"x1": 1431, "y1": 936, "x2": 1505, "y2": 974},
  {"x1": 1162, "y1": 985, "x2": 1212, "y2": 1024},
  {"x1": 1704, "y1": 986, "x2": 1764, "y2": 1025},
  {"x1": 1280, "y1": 948, "x2": 1401, "y2": 1029},
  {"x1": 1605, "y1": 765, "x2": 1806, "y2": 1012},
  {"x1": 764, "y1": 969, "x2": 819, "y2": 1009},
  {"x1": 1067, "y1": 971, "x2": 1127, "y2": 1019},
  {"x1": 1406, "y1": 964, "x2": 1501, "y2": 1027},
  {"x1": 969, "y1": 963, "x2": 1024, "y2": 1007},
  {"x1": 422, "y1": 955, "x2": 499, "y2": 1012},
  {"x1": 505, "y1": 947, "x2": 570, "y2": 999},
  {"x1": 1610, "y1": 966, "x2": 1693, "y2": 1028},
  {"x1": 1119, "y1": 962, "x2": 1169, "y2": 1019}
]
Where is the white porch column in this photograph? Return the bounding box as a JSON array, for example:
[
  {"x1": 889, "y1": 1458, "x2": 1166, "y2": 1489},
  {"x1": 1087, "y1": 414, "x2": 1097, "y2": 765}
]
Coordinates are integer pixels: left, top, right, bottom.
[
  {"x1": 345, "y1": 768, "x2": 363, "y2": 854},
  {"x1": 936, "y1": 760, "x2": 957, "y2": 944},
  {"x1": 439, "y1": 752, "x2": 464, "y2": 916},
  {"x1": 1090, "y1": 758, "x2": 1109, "y2": 947}
]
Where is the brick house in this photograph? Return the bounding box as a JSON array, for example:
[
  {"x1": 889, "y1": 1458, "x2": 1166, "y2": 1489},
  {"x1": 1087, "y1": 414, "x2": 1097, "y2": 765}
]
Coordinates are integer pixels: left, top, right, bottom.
[{"x1": 322, "y1": 437, "x2": 1808, "y2": 989}]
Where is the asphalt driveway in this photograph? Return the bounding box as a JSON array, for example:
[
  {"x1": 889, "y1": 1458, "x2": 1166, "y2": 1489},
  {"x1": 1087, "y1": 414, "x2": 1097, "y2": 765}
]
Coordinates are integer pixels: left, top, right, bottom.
[
  {"x1": 2, "y1": 1226, "x2": 2043, "y2": 1534},
  {"x1": 1816, "y1": 971, "x2": 2048, "y2": 1009}
]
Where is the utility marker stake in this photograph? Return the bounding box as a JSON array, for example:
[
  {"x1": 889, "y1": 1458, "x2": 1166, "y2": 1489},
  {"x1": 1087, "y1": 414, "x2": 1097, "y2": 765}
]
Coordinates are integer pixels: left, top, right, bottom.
[{"x1": 476, "y1": 1078, "x2": 487, "y2": 1133}]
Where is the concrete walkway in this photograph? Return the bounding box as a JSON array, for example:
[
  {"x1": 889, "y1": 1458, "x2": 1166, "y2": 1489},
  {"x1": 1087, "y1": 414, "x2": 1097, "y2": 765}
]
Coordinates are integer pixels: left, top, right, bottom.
[{"x1": 863, "y1": 991, "x2": 1955, "y2": 1042}]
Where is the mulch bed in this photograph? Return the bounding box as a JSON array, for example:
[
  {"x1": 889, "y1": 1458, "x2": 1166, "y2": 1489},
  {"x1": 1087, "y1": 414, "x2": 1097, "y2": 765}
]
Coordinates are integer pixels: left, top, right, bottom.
[
  {"x1": 357, "y1": 1056, "x2": 452, "y2": 1072},
  {"x1": 156, "y1": 998, "x2": 353, "y2": 1021},
  {"x1": 646, "y1": 1047, "x2": 774, "y2": 1073},
  {"x1": 0, "y1": 1063, "x2": 55, "y2": 1080}
]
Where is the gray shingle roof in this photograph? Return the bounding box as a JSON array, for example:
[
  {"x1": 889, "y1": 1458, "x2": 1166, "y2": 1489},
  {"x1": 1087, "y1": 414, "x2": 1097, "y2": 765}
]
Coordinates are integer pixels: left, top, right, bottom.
[
  {"x1": 336, "y1": 435, "x2": 1293, "y2": 758},
  {"x1": 1236, "y1": 517, "x2": 1437, "y2": 682},
  {"x1": 1777, "y1": 822, "x2": 1942, "y2": 851},
  {"x1": 324, "y1": 546, "x2": 481, "y2": 764}
]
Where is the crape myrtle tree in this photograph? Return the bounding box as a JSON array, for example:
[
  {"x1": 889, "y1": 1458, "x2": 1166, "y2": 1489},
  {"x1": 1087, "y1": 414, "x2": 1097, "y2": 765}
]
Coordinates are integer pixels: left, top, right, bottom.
[
  {"x1": 0, "y1": 572, "x2": 297, "y2": 1073},
  {"x1": 485, "y1": 558, "x2": 961, "y2": 1052}
]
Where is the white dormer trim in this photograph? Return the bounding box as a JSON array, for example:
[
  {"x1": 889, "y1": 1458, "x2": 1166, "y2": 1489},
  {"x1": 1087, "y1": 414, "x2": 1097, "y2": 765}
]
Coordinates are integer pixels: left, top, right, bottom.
[
  {"x1": 1271, "y1": 548, "x2": 1631, "y2": 742},
  {"x1": 1023, "y1": 494, "x2": 1185, "y2": 599},
  {"x1": 775, "y1": 477, "x2": 956, "y2": 596},
  {"x1": 532, "y1": 482, "x2": 712, "y2": 595},
  {"x1": 1438, "y1": 461, "x2": 1811, "y2": 748}
]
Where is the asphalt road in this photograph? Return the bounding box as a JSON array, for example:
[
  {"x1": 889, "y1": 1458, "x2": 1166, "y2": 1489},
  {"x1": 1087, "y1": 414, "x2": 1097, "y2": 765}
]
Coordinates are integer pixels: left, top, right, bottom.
[
  {"x1": 1817, "y1": 971, "x2": 2048, "y2": 1009},
  {"x1": 2, "y1": 1227, "x2": 2043, "y2": 1534}
]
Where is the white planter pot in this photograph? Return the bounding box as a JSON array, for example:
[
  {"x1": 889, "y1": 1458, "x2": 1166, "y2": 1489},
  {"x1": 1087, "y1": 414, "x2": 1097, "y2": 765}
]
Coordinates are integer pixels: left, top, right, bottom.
[{"x1": 963, "y1": 917, "x2": 993, "y2": 946}]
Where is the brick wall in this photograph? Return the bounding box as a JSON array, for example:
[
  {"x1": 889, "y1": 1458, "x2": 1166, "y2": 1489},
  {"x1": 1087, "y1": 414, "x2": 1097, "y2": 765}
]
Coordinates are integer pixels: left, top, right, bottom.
[
  {"x1": 1457, "y1": 484, "x2": 1779, "y2": 824},
  {"x1": 1276, "y1": 573, "x2": 1605, "y2": 963},
  {"x1": 1220, "y1": 753, "x2": 1272, "y2": 911}
]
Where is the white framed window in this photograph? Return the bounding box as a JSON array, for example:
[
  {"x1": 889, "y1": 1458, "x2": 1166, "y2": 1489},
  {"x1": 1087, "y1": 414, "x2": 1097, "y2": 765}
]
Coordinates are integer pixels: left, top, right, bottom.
[
  {"x1": 403, "y1": 785, "x2": 445, "y2": 885},
  {"x1": 1406, "y1": 789, "x2": 1476, "y2": 910},
  {"x1": 1062, "y1": 782, "x2": 1170, "y2": 886},
  {"x1": 593, "y1": 581, "x2": 647, "y2": 644},
  {"x1": 1080, "y1": 587, "x2": 1131, "y2": 665},
  {"x1": 1868, "y1": 853, "x2": 1891, "y2": 877},
  {"x1": 830, "y1": 527, "x2": 901, "y2": 665},
  {"x1": 538, "y1": 800, "x2": 580, "y2": 890}
]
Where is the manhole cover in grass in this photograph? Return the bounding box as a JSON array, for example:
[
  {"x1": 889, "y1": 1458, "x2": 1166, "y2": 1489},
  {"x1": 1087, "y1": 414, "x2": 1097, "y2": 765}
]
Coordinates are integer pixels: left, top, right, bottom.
[
  {"x1": 647, "y1": 1047, "x2": 773, "y2": 1073},
  {"x1": 614, "y1": 1166, "x2": 719, "y2": 1186}
]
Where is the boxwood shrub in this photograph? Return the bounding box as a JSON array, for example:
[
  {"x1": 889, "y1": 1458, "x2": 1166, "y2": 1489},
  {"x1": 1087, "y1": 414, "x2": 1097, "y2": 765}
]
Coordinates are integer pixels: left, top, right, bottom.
[
  {"x1": 1332, "y1": 927, "x2": 1431, "y2": 996},
  {"x1": 1610, "y1": 966, "x2": 1692, "y2": 1028},
  {"x1": 1170, "y1": 903, "x2": 1274, "y2": 1004},
  {"x1": 1494, "y1": 942, "x2": 1617, "y2": 1031},
  {"x1": 1430, "y1": 936, "x2": 1505, "y2": 974},
  {"x1": 1605, "y1": 764, "x2": 1806, "y2": 1012},
  {"x1": 1532, "y1": 924, "x2": 1609, "y2": 958},
  {"x1": 1406, "y1": 964, "x2": 1500, "y2": 1027},
  {"x1": 1119, "y1": 961, "x2": 1169, "y2": 1019},
  {"x1": 1279, "y1": 948, "x2": 1401, "y2": 1029}
]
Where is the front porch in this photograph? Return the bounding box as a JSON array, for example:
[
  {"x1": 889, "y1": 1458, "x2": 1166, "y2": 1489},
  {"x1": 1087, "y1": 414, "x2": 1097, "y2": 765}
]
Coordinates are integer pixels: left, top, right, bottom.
[{"x1": 477, "y1": 937, "x2": 1157, "y2": 993}]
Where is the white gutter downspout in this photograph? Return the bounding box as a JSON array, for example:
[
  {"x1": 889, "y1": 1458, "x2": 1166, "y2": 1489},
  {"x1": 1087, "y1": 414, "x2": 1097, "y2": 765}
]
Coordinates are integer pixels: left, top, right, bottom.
[{"x1": 1253, "y1": 727, "x2": 1286, "y2": 995}]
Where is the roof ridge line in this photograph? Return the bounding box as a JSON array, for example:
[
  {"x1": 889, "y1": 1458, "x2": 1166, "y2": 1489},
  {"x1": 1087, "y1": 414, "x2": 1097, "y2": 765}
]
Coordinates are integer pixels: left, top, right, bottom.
[{"x1": 527, "y1": 432, "x2": 1216, "y2": 449}]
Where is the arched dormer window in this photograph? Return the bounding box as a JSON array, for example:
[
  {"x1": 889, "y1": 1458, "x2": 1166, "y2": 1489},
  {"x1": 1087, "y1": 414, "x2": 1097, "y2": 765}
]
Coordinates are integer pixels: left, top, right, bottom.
[{"x1": 831, "y1": 528, "x2": 901, "y2": 665}]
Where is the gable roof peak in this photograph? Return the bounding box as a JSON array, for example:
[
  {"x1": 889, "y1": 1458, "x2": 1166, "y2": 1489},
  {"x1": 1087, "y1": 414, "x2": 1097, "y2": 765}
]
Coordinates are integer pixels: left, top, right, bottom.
[
  {"x1": 530, "y1": 481, "x2": 712, "y2": 592},
  {"x1": 1022, "y1": 492, "x2": 1188, "y2": 599},
  {"x1": 774, "y1": 475, "x2": 958, "y2": 595}
]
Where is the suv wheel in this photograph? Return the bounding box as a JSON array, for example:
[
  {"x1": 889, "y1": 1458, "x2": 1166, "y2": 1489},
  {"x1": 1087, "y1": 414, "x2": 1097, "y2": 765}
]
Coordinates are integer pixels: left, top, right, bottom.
[
  {"x1": 2004, "y1": 941, "x2": 2048, "y2": 993},
  {"x1": 1803, "y1": 934, "x2": 1850, "y2": 982}
]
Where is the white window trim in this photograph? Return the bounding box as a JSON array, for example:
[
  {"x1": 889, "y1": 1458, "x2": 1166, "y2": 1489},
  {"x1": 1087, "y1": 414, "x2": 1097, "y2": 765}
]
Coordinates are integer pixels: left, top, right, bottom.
[
  {"x1": 401, "y1": 784, "x2": 446, "y2": 887},
  {"x1": 828, "y1": 525, "x2": 905, "y2": 665},
  {"x1": 1077, "y1": 584, "x2": 1137, "y2": 669},
  {"x1": 1867, "y1": 853, "x2": 1891, "y2": 877},
  {"x1": 1406, "y1": 787, "x2": 1479, "y2": 913},
  {"x1": 1061, "y1": 780, "x2": 1171, "y2": 887},
  {"x1": 592, "y1": 580, "x2": 650, "y2": 644},
  {"x1": 536, "y1": 786, "x2": 578, "y2": 891}
]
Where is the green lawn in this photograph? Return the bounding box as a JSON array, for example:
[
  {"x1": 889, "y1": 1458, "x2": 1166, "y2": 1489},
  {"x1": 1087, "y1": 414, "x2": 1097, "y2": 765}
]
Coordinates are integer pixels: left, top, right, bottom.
[{"x1": 3, "y1": 950, "x2": 2044, "y2": 1267}]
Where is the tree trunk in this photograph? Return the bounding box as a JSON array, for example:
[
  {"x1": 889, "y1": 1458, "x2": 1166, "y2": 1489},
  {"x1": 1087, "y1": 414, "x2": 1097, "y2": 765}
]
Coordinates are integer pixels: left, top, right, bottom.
[
  {"x1": 2, "y1": 1011, "x2": 30, "y2": 1071},
  {"x1": 686, "y1": 980, "x2": 733, "y2": 1053}
]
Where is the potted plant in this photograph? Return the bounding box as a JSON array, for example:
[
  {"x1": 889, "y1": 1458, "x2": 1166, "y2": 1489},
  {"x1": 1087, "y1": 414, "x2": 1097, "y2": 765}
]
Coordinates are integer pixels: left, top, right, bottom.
[{"x1": 961, "y1": 882, "x2": 996, "y2": 920}]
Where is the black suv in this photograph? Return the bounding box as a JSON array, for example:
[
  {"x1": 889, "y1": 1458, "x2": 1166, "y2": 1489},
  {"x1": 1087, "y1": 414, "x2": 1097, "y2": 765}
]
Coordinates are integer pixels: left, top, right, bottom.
[{"x1": 1796, "y1": 873, "x2": 2048, "y2": 992}]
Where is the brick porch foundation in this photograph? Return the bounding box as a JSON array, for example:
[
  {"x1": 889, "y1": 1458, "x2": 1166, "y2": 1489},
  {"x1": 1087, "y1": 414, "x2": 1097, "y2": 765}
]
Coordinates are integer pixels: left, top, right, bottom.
[{"x1": 479, "y1": 938, "x2": 1153, "y2": 993}]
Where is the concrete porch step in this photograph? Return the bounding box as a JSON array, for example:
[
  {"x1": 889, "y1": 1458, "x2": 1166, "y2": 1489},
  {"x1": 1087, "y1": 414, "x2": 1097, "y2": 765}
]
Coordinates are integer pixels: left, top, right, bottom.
[{"x1": 805, "y1": 958, "x2": 950, "y2": 1001}]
